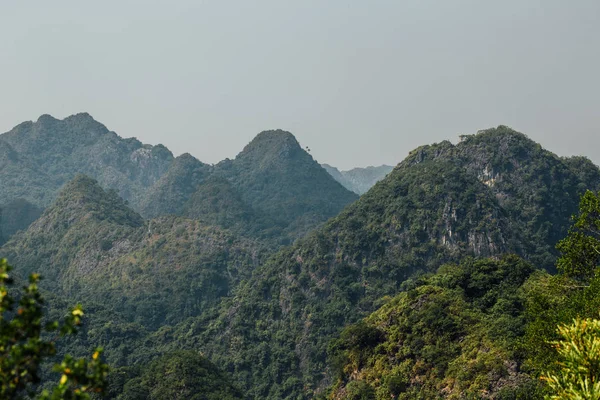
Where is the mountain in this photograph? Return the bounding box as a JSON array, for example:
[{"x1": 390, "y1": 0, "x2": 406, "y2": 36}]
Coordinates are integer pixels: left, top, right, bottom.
[
  {"x1": 212, "y1": 130, "x2": 359, "y2": 242},
  {"x1": 404, "y1": 126, "x2": 600, "y2": 268},
  {"x1": 3, "y1": 122, "x2": 598, "y2": 399},
  {"x1": 182, "y1": 175, "x2": 276, "y2": 238},
  {"x1": 322, "y1": 164, "x2": 394, "y2": 194},
  {"x1": 138, "y1": 153, "x2": 212, "y2": 218},
  {"x1": 0, "y1": 114, "x2": 358, "y2": 245},
  {"x1": 0, "y1": 113, "x2": 173, "y2": 208},
  {"x1": 189, "y1": 127, "x2": 600, "y2": 399},
  {"x1": 1, "y1": 175, "x2": 266, "y2": 329},
  {"x1": 139, "y1": 129, "x2": 358, "y2": 243}
]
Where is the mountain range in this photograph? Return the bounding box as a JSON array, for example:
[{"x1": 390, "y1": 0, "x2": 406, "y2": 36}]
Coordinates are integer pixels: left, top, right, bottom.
[
  {"x1": 1, "y1": 114, "x2": 598, "y2": 399},
  {"x1": 0, "y1": 115, "x2": 358, "y2": 245}
]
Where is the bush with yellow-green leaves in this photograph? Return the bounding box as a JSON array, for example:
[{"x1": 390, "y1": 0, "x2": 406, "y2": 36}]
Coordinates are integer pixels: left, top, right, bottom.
[
  {"x1": 0, "y1": 258, "x2": 108, "y2": 400},
  {"x1": 542, "y1": 317, "x2": 600, "y2": 400}
]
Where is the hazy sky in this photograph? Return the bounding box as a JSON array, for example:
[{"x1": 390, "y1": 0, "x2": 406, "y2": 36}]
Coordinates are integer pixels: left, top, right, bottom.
[{"x1": 1, "y1": 1, "x2": 598, "y2": 169}]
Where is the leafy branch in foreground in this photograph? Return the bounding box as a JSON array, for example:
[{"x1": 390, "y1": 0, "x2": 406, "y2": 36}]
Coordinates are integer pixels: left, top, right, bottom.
[
  {"x1": 542, "y1": 317, "x2": 600, "y2": 400},
  {"x1": 0, "y1": 258, "x2": 108, "y2": 399}
]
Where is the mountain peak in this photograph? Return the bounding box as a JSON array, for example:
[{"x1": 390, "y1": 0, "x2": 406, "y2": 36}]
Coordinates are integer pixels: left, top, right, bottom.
[
  {"x1": 62, "y1": 112, "x2": 110, "y2": 134},
  {"x1": 36, "y1": 114, "x2": 59, "y2": 124},
  {"x1": 254, "y1": 129, "x2": 298, "y2": 141},
  {"x1": 240, "y1": 129, "x2": 302, "y2": 159},
  {"x1": 50, "y1": 174, "x2": 144, "y2": 228},
  {"x1": 459, "y1": 125, "x2": 537, "y2": 151}
]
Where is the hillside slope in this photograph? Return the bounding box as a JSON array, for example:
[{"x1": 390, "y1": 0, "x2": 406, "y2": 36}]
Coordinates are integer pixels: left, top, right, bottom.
[
  {"x1": 327, "y1": 256, "x2": 538, "y2": 399},
  {"x1": 191, "y1": 127, "x2": 600, "y2": 399},
  {"x1": 213, "y1": 130, "x2": 359, "y2": 242},
  {"x1": 1, "y1": 175, "x2": 266, "y2": 329}
]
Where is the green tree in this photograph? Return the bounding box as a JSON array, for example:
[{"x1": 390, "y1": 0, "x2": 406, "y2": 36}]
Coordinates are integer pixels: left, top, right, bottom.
[
  {"x1": 557, "y1": 190, "x2": 600, "y2": 280},
  {"x1": 542, "y1": 317, "x2": 600, "y2": 399},
  {"x1": 531, "y1": 191, "x2": 600, "y2": 398},
  {"x1": 119, "y1": 351, "x2": 243, "y2": 400},
  {"x1": 0, "y1": 258, "x2": 108, "y2": 399}
]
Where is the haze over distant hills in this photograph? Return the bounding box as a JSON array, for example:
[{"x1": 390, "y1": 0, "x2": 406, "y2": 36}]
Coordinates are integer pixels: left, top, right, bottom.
[{"x1": 322, "y1": 164, "x2": 394, "y2": 194}]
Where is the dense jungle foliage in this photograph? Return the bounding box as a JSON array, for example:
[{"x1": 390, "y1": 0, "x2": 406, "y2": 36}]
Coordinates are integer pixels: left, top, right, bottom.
[{"x1": 2, "y1": 119, "x2": 600, "y2": 399}]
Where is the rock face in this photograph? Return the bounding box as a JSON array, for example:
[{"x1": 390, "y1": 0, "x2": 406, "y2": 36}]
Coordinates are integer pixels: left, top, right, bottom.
[
  {"x1": 403, "y1": 126, "x2": 600, "y2": 268},
  {"x1": 322, "y1": 164, "x2": 394, "y2": 194}
]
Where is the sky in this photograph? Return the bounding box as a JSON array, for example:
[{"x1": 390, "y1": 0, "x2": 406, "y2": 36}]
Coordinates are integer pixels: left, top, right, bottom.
[{"x1": 1, "y1": 1, "x2": 598, "y2": 170}]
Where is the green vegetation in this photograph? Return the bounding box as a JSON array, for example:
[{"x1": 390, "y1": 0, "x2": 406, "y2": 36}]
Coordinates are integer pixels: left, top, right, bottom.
[
  {"x1": 212, "y1": 129, "x2": 359, "y2": 243},
  {"x1": 0, "y1": 258, "x2": 108, "y2": 399},
  {"x1": 556, "y1": 190, "x2": 600, "y2": 280},
  {"x1": 0, "y1": 113, "x2": 173, "y2": 208},
  {"x1": 138, "y1": 154, "x2": 212, "y2": 219},
  {"x1": 326, "y1": 256, "x2": 539, "y2": 399},
  {"x1": 520, "y1": 191, "x2": 600, "y2": 396},
  {"x1": 1, "y1": 115, "x2": 358, "y2": 246},
  {"x1": 118, "y1": 351, "x2": 243, "y2": 400},
  {"x1": 409, "y1": 127, "x2": 600, "y2": 269},
  {"x1": 2, "y1": 124, "x2": 600, "y2": 399},
  {"x1": 541, "y1": 317, "x2": 600, "y2": 399},
  {"x1": 183, "y1": 175, "x2": 280, "y2": 240},
  {"x1": 1, "y1": 175, "x2": 266, "y2": 329}
]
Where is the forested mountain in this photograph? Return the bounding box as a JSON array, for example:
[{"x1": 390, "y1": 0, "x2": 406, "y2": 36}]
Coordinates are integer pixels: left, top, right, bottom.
[
  {"x1": 186, "y1": 127, "x2": 600, "y2": 399},
  {"x1": 1, "y1": 175, "x2": 267, "y2": 329},
  {"x1": 212, "y1": 130, "x2": 359, "y2": 242},
  {"x1": 2, "y1": 122, "x2": 599, "y2": 399},
  {"x1": 322, "y1": 164, "x2": 394, "y2": 195},
  {"x1": 138, "y1": 153, "x2": 212, "y2": 219},
  {"x1": 404, "y1": 127, "x2": 600, "y2": 268},
  {"x1": 0, "y1": 113, "x2": 173, "y2": 208},
  {"x1": 0, "y1": 115, "x2": 357, "y2": 245}
]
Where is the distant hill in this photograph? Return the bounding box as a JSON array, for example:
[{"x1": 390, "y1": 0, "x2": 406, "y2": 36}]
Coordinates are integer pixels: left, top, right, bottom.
[
  {"x1": 0, "y1": 113, "x2": 173, "y2": 208},
  {"x1": 322, "y1": 164, "x2": 394, "y2": 194},
  {"x1": 0, "y1": 115, "x2": 358, "y2": 244},
  {"x1": 139, "y1": 129, "x2": 358, "y2": 243},
  {"x1": 211, "y1": 130, "x2": 359, "y2": 242},
  {"x1": 138, "y1": 153, "x2": 212, "y2": 218}
]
